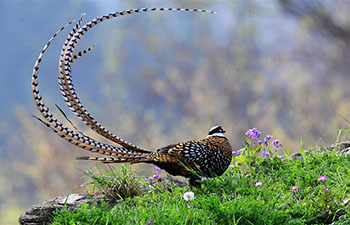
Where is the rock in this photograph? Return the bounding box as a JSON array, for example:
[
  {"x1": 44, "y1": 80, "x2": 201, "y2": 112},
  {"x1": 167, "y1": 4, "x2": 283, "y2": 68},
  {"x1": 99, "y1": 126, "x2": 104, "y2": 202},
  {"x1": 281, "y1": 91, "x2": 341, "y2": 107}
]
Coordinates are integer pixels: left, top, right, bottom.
[
  {"x1": 289, "y1": 141, "x2": 350, "y2": 160},
  {"x1": 330, "y1": 141, "x2": 350, "y2": 156},
  {"x1": 144, "y1": 175, "x2": 186, "y2": 189},
  {"x1": 18, "y1": 193, "x2": 118, "y2": 225},
  {"x1": 18, "y1": 176, "x2": 185, "y2": 225}
]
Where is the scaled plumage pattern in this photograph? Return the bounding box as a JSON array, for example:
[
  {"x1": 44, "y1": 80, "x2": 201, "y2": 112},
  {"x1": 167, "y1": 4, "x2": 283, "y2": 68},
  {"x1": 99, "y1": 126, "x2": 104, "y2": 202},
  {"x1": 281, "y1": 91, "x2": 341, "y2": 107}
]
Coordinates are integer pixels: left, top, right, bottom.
[{"x1": 32, "y1": 7, "x2": 232, "y2": 186}]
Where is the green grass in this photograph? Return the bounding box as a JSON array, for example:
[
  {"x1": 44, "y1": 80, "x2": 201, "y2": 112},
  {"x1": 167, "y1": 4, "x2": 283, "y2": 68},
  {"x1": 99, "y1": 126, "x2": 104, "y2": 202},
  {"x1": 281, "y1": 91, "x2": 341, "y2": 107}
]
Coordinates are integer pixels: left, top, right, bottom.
[
  {"x1": 52, "y1": 150, "x2": 350, "y2": 225},
  {"x1": 83, "y1": 164, "x2": 143, "y2": 200}
]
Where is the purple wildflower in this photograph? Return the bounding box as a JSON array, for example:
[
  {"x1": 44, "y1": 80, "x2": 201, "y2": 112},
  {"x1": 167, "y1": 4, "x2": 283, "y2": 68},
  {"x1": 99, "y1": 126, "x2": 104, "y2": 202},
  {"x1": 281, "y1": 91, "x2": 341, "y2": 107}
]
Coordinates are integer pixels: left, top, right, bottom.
[
  {"x1": 245, "y1": 128, "x2": 261, "y2": 140},
  {"x1": 232, "y1": 149, "x2": 243, "y2": 156},
  {"x1": 272, "y1": 139, "x2": 279, "y2": 146},
  {"x1": 257, "y1": 140, "x2": 262, "y2": 145},
  {"x1": 262, "y1": 152, "x2": 270, "y2": 157},
  {"x1": 153, "y1": 167, "x2": 162, "y2": 173},
  {"x1": 148, "y1": 215, "x2": 153, "y2": 225},
  {"x1": 264, "y1": 135, "x2": 273, "y2": 143},
  {"x1": 292, "y1": 185, "x2": 299, "y2": 193},
  {"x1": 254, "y1": 181, "x2": 263, "y2": 187},
  {"x1": 322, "y1": 187, "x2": 329, "y2": 192},
  {"x1": 272, "y1": 139, "x2": 283, "y2": 149},
  {"x1": 152, "y1": 174, "x2": 160, "y2": 180},
  {"x1": 318, "y1": 176, "x2": 327, "y2": 181}
]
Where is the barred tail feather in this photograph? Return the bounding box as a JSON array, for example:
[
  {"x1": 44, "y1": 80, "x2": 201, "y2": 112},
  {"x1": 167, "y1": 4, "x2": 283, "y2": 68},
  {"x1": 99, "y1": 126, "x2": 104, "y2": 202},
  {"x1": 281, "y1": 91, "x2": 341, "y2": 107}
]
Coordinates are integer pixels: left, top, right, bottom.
[
  {"x1": 58, "y1": 14, "x2": 149, "y2": 152},
  {"x1": 76, "y1": 155, "x2": 153, "y2": 163},
  {"x1": 71, "y1": 44, "x2": 95, "y2": 63},
  {"x1": 32, "y1": 115, "x2": 146, "y2": 158},
  {"x1": 58, "y1": 8, "x2": 215, "y2": 153},
  {"x1": 31, "y1": 18, "x2": 149, "y2": 157},
  {"x1": 55, "y1": 104, "x2": 87, "y2": 138}
]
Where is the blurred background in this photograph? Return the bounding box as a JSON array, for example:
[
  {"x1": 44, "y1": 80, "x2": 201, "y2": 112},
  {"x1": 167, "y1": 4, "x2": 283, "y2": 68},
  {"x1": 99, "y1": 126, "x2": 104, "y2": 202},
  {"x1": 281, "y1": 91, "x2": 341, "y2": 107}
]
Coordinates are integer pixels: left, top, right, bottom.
[{"x1": 0, "y1": 0, "x2": 349, "y2": 223}]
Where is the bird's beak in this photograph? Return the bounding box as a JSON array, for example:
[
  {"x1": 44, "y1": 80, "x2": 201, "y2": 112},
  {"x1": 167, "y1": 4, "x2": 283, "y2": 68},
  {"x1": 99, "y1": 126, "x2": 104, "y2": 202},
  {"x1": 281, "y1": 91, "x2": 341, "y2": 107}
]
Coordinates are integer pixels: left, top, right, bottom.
[{"x1": 223, "y1": 130, "x2": 226, "y2": 133}]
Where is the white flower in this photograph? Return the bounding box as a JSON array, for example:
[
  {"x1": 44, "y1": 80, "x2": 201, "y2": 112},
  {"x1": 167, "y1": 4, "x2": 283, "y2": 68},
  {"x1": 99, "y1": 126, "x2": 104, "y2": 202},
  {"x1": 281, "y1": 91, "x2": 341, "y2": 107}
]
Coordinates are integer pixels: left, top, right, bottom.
[
  {"x1": 183, "y1": 191, "x2": 195, "y2": 201},
  {"x1": 254, "y1": 181, "x2": 263, "y2": 187}
]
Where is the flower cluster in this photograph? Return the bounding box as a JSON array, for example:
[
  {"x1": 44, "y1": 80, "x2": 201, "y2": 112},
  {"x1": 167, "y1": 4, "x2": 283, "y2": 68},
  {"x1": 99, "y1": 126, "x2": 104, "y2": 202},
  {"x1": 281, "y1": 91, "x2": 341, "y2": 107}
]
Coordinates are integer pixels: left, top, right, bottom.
[
  {"x1": 245, "y1": 128, "x2": 282, "y2": 150},
  {"x1": 245, "y1": 128, "x2": 261, "y2": 140},
  {"x1": 152, "y1": 167, "x2": 162, "y2": 181},
  {"x1": 272, "y1": 139, "x2": 283, "y2": 149},
  {"x1": 241, "y1": 128, "x2": 283, "y2": 159}
]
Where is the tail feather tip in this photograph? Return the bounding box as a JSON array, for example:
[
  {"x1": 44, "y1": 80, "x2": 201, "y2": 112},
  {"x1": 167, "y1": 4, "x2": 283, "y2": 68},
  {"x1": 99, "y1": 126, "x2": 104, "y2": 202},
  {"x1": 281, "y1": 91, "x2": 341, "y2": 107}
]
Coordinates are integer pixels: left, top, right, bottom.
[{"x1": 76, "y1": 156, "x2": 90, "y2": 160}]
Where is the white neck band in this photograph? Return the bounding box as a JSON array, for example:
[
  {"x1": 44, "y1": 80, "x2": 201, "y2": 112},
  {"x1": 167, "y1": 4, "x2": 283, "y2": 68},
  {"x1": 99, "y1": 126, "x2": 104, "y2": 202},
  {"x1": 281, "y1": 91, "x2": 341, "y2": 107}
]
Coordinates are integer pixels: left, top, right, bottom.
[{"x1": 207, "y1": 133, "x2": 225, "y2": 138}]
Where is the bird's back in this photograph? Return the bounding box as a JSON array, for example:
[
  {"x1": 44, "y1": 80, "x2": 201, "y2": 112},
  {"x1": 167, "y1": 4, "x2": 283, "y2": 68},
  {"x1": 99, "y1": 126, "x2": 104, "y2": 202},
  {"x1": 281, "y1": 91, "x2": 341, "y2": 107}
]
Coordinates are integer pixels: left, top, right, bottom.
[{"x1": 151, "y1": 136, "x2": 232, "y2": 178}]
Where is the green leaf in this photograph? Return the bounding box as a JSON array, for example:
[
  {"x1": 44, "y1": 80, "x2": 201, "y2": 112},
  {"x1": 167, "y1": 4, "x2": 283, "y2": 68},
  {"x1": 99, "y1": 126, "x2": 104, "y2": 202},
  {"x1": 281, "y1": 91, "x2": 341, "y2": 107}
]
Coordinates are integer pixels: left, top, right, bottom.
[
  {"x1": 282, "y1": 147, "x2": 290, "y2": 161},
  {"x1": 300, "y1": 136, "x2": 306, "y2": 162},
  {"x1": 342, "y1": 127, "x2": 350, "y2": 132}
]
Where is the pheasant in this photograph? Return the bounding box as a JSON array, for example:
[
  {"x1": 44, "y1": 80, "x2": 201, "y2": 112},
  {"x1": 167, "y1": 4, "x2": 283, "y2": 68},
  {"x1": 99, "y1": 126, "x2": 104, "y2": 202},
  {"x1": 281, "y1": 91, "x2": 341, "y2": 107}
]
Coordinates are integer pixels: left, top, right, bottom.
[
  {"x1": 32, "y1": 8, "x2": 232, "y2": 186},
  {"x1": 77, "y1": 125, "x2": 232, "y2": 186}
]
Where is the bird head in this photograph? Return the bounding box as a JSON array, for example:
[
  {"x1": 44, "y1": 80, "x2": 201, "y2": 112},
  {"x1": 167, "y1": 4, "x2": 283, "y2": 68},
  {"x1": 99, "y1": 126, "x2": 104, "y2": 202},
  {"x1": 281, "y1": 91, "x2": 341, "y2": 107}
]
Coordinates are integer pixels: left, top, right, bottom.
[{"x1": 207, "y1": 125, "x2": 226, "y2": 138}]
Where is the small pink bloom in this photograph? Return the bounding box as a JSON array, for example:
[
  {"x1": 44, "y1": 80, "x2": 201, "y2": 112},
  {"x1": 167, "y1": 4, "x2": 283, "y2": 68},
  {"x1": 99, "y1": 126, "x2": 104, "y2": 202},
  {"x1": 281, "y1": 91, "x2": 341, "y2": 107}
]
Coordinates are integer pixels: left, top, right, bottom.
[
  {"x1": 201, "y1": 177, "x2": 207, "y2": 182},
  {"x1": 322, "y1": 186, "x2": 329, "y2": 192},
  {"x1": 318, "y1": 176, "x2": 327, "y2": 181},
  {"x1": 292, "y1": 185, "x2": 299, "y2": 193},
  {"x1": 254, "y1": 181, "x2": 263, "y2": 187}
]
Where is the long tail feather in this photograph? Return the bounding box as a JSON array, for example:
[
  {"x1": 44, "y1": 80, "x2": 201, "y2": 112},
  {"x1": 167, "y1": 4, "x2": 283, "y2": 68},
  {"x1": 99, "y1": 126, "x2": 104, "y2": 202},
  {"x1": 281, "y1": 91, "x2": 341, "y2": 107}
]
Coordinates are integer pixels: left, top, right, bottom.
[
  {"x1": 32, "y1": 115, "x2": 145, "y2": 158},
  {"x1": 76, "y1": 156, "x2": 152, "y2": 163},
  {"x1": 71, "y1": 44, "x2": 95, "y2": 63},
  {"x1": 31, "y1": 19, "x2": 148, "y2": 158},
  {"x1": 55, "y1": 104, "x2": 87, "y2": 137},
  {"x1": 57, "y1": 8, "x2": 215, "y2": 153}
]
